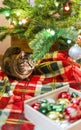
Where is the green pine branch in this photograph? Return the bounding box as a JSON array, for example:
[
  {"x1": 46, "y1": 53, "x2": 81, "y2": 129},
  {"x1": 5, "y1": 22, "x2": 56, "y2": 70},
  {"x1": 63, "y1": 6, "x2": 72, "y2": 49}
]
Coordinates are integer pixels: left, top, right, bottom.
[
  {"x1": 0, "y1": 0, "x2": 81, "y2": 61},
  {"x1": 29, "y1": 28, "x2": 78, "y2": 61},
  {"x1": 3, "y1": 0, "x2": 30, "y2": 9}
]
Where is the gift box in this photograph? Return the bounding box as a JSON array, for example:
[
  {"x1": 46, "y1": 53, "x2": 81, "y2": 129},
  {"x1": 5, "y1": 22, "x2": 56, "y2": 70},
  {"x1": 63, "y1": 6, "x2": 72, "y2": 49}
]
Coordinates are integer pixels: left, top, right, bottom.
[{"x1": 24, "y1": 86, "x2": 81, "y2": 130}]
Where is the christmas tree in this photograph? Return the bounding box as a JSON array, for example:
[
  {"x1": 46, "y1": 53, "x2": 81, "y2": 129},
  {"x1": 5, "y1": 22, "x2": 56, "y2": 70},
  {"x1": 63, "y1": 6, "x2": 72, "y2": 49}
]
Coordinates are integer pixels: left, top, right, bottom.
[{"x1": 0, "y1": 0, "x2": 81, "y2": 61}]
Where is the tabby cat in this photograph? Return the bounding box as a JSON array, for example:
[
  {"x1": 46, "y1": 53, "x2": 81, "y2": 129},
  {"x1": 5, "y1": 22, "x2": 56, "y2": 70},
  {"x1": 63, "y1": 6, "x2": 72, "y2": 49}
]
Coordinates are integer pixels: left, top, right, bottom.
[{"x1": 1, "y1": 47, "x2": 35, "y2": 80}]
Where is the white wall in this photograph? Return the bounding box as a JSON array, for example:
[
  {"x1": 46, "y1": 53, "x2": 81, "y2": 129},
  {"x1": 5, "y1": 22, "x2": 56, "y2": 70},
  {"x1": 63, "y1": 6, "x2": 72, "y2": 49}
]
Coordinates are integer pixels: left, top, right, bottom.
[{"x1": 0, "y1": 0, "x2": 11, "y2": 55}]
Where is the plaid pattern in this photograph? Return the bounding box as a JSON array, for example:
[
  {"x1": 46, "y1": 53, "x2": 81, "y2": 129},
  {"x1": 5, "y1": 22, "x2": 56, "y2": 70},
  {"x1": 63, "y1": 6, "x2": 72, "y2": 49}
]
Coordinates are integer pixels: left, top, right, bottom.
[{"x1": 0, "y1": 50, "x2": 81, "y2": 130}]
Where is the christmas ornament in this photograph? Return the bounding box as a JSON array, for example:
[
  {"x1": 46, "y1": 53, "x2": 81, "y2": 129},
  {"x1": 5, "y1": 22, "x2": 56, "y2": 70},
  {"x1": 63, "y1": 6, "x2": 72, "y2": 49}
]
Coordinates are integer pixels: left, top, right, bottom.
[
  {"x1": 65, "y1": 104, "x2": 81, "y2": 122},
  {"x1": 71, "y1": 97, "x2": 81, "y2": 109},
  {"x1": 52, "y1": 103, "x2": 64, "y2": 112},
  {"x1": 32, "y1": 102, "x2": 40, "y2": 110},
  {"x1": 58, "y1": 91, "x2": 71, "y2": 100},
  {"x1": 56, "y1": 98, "x2": 70, "y2": 108},
  {"x1": 39, "y1": 102, "x2": 48, "y2": 108},
  {"x1": 31, "y1": 90, "x2": 81, "y2": 125},
  {"x1": 38, "y1": 107, "x2": 48, "y2": 115},
  {"x1": 71, "y1": 92, "x2": 79, "y2": 98},
  {"x1": 68, "y1": 43, "x2": 81, "y2": 60},
  {"x1": 47, "y1": 103, "x2": 55, "y2": 112},
  {"x1": 41, "y1": 99, "x2": 48, "y2": 103},
  {"x1": 47, "y1": 111, "x2": 61, "y2": 120},
  {"x1": 29, "y1": 0, "x2": 35, "y2": 6},
  {"x1": 38, "y1": 99, "x2": 48, "y2": 114}
]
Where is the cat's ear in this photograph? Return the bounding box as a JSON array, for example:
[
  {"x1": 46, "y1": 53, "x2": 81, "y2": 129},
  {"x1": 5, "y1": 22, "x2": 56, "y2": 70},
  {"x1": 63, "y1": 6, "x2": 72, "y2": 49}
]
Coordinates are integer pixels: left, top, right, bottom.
[{"x1": 19, "y1": 51, "x2": 25, "y2": 59}]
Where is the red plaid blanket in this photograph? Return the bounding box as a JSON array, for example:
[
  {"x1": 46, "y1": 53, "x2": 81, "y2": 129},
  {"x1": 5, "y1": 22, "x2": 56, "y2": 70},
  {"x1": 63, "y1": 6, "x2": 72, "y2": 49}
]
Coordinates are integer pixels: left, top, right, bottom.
[{"x1": 0, "y1": 50, "x2": 81, "y2": 130}]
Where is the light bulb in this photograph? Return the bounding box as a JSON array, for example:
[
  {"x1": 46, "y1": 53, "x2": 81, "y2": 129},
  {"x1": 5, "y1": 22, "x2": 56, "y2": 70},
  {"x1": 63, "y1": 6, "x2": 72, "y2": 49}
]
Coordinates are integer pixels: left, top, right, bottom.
[
  {"x1": 5, "y1": 12, "x2": 10, "y2": 17},
  {"x1": 67, "y1": 40, "x2": 72, "y2": 44},
  {"x1": 19, "y1": 21, "x2": 22, "y2": 25},
  {"x1": 64, "y1": 5, "x2": 70, "y2": 11},
  {"x1": 47, "y1": 29, "x2": 55, "y2": 36},
  {"x1": 21, "y1": 19, "x2": 27, "y2": 24},
  {"x1": 16, "y1": 11, "x2": 21, "y2": 16},
  {"x1": 63, "y1": 3, "x2": 71, "y2": 12}
]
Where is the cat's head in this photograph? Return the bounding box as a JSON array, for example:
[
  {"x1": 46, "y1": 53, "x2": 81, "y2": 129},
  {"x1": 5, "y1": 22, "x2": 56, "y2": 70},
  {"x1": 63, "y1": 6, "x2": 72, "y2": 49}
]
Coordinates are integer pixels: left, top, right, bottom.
[{"x1": 14, "y1": 51, "x2": 36, "y2": 79}]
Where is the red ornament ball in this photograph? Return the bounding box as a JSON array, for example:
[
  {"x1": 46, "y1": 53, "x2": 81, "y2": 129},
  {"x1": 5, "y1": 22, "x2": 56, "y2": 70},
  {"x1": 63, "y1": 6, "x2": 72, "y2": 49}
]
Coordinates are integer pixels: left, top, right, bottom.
[
  {"x1": 71, "y1": 97, "x2": 81, "y2": 109},
  {"x1": 58, "y1": 91, "x2": 71, "y2": 100},
  {"x1": 32, "y1": 102, "x2": 40, "y2": 110},
  {"x1": 64, "y1": 104, "x2": 81, "y2": 122}
]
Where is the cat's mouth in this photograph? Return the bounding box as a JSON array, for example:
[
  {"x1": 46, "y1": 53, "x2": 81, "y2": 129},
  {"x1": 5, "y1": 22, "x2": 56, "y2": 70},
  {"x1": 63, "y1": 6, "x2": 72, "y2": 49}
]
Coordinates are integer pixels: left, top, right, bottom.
[
  {"x1": 14, "y1": 65, "x2": 34, "y2": 79},
  {"x1": 17, "y1": 64, "x2": 33, "y2": 74}
]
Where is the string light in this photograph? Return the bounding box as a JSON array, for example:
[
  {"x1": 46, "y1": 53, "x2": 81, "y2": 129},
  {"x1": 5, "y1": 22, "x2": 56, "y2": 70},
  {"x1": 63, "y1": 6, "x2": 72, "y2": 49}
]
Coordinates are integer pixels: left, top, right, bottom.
[
  {"x1": 47, "y1": 29, "x2": 55, "y2": 36},
  {"x1": 18, "y1": 19, "x2": 27, "y2": 26},
  {"x1": 63, "y1": 3, "x2": 71, "y2": 12},
  {"x1": 11, "y1": 20, "x2": 18, "y2": 26},
  {"x1": 55, "y1": 2, "x2": 59, "y2": 7},
  {"x1": 16, "y1": 11, "x2": 21, "y2": 17},
  {"x1": 5, "y1": 12, "x2": 10, "y2": 17},
  {"x1": 18, "y1": 21, "x2": 22, "y2": 25},
  {"x1": 67, "y1": 39, "x2": 72, "y2": 44},
  {"x1": 21, "y1": 19, "x2": 27, "y2": 24}
]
